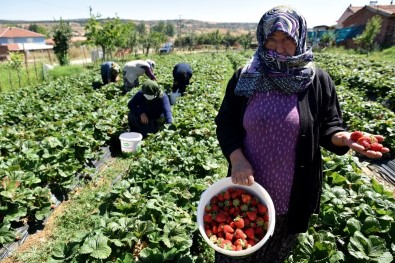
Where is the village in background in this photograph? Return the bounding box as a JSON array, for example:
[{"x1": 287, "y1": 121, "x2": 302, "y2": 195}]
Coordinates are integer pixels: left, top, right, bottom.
[
  {"x1": 0, "y1": 4, "x2": 394, "y2": 63},
  {"x1": 0, "y1": 3, "x2": 393, "y2": 92}
]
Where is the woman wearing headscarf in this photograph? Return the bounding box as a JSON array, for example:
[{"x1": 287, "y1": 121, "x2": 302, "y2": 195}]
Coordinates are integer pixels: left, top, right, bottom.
[
  {"x1": 100, "y1": 61, "x2": 121, "y2": 84},
  {"x1": 128, "y1": 80, "x2": 172, "y2": 138},
  {"x1": 215, "y1": 5, "x2": 388, "y2": 263},
  {"x1": 123, "y1": 59, "x2": 156, "y2": 93},
  {"x1": 169, "y1": 62, "x2": 193, "y2": 105}
]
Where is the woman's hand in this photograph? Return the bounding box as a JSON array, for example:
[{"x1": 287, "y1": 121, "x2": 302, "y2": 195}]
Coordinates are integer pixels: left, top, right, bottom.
[
  {"x1": 332, "y1": 131, "x2": 390, "y2": 159},
  {"x1": 140, "y1": 113, "x2": 149, "y2": 124},
  {"x1": 229, "y1": 149, "x2": 254, "y2": 186}
]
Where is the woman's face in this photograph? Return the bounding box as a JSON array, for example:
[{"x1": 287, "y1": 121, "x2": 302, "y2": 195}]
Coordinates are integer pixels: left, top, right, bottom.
[{"x1": 264, "y1": 31, "x2": 297, "y2": 56}]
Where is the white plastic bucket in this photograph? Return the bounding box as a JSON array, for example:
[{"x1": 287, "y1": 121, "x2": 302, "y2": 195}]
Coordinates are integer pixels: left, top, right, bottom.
[
  {"x1": 119, "y1": 132, "x2": 143, "y2": 152},
  {"x1": 169, "y1": 92, "x2": 181, "y2": 105},
  {"x1": 197, "y1": 177, "x2": 276, "y2": 257}
]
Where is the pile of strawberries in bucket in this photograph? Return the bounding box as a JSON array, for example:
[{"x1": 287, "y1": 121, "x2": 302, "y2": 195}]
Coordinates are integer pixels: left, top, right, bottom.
[{"x1": 202, "y1": 187, "x2": 270, "y2": 251}]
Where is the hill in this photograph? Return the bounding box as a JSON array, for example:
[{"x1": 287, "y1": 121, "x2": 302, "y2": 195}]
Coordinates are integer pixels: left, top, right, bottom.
[{"x1": 0, "y1": 18, "x2": 257, "y2": 37}]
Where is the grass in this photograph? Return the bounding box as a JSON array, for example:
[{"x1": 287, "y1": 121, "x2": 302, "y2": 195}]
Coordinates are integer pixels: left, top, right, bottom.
[
  {"x1": 0, "y1": 62, "x2": 45, "y2": 92},
  {"x1": 316, "y1": 45, "x2": 395, "y2": 63},
  {"x1": 46, "y1": 64, "x2": 88, "y2": 80}
]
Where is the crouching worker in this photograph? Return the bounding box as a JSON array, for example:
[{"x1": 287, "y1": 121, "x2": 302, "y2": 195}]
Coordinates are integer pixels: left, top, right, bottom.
[
  {"x1": 100, "y1": 61, "x2": 121, "y2": 84},
  {"x1": 128, "y1": 80, "x2": 172, "y2": 138},
  {"x1": 123, "y1": 59, "x2": 156, "y2": 93},
  {"x1": 169, "y1": 63, "x2": 193, "y2": 105}
]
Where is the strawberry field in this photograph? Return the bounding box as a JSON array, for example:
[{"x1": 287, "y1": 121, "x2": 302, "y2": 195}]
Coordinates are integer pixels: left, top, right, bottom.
[{"x1": 0, "y1": 51, "x2": 394, "y2": 262}]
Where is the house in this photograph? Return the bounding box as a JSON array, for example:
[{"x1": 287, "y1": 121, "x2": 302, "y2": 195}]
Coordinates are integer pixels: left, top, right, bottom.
[
  {"x1": 338, "y1": 4, "x2": 395, "y2": 47},
  {"x1": 0, "y1": 27, "x2": 53, "y2": 61},
  {"x1": 336, "y1": 5, "x2": 364, "y2": 28}
]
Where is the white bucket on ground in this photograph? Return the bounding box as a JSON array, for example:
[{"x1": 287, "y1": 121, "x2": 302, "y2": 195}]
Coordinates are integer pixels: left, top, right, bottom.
[{"x1": 119, "y1": 132, "x2": 143, "y2": 152}]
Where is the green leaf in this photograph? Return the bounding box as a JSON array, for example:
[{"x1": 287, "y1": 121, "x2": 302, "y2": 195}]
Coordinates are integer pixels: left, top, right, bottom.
[
  {"x1": 139, "y1": 247, "x2": 164, "y2": 263},
  {"x1": 348, "y1": 231, "x2": 393, "y2": 262},
  {"x1": 362, "y1": 216, "x2": 381, "y2": 234},
  {"x1": 80, "y1": 234, "x2": 111, "y2": 259},
  {"x1": 0, "y1": 222, "x2": 16, "y2": 244},
  {"x1": 344, "y1": 217, "x2": 362, "y2": 234}
]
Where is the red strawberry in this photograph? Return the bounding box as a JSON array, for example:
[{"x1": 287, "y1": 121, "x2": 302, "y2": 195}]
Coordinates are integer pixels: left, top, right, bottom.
[
  {"x1": 236, "y1": 189, "x2": 246, "y2": 196},
  {"x1": 225, "y1": 232, "x2": 234, "y2": 241},
  {"x1": 234, "y1": 238, "x2": 247, "y2": 248},
  {"x1": 220, "y1": 239, "x2": 233, "y2": 250},
  {"x1": 215, "y1": 213, "x2": 227, "y2": 223},
  {"x1": 231, "y1": 191, "x2": 239, "y2": 199},
  {"x1": 257, "y1": 203, "x2": 267, "y2": 215},
  {"x1": 246, "y1": 211, "x2": 257, "y2": 221},
  {"x1": 350, "y1": 131, "x2": 363, "y2": 141},
  {"x1": 229, "y1": 207, "x2": 236, "y2": 215},
  {"x1": 244, "y1": 218, "x2": 251, "y2": 226},
  {"x1": 223, "y1": 224, "x2": 235, "y2": 233},
  {"x1": 223, "y1": 190, "x2": 231, "y2": 200},
  {"x1": 203, "y1": 214, "x2": 213, "y2": 223},
  {"x1": 234, "y1": 229, "x2": 247, "y2": 239},
  {"x1": 211, "y1": 204, "x2": 219, "y2": 212},
  {"x1": 250, "y1": 197, "x2": 258, "y2": 206},
  {"x1": 212, "y1": 225, "x2": 218, "y2": 234},
  {"x1": 244, "y1": 228, "x2": 255, "y2": 239},
  {"x1": 254, "y1": 226, "x2": 266, "y2": 237},
  {"x1": 210, "y1": 196, "x2": 218, "y2": 204},
  {"x1": 205, "y1": 229, "x2": 213, "y2": 237},
  {"x1": 234, "y1": 216, "x2": 245, "y2": 229},
  {"x1": 227, "y1": 187, "x2": 235, "y2": 194},
  {"x1": 247, "y1": 238, "x2": 256, "y2": 246},
  {"x1": 205, "y1": 204, "x2": 212, "y2": 212},
  {"x1": 370, "y1": 142, "x2": 383, "y2": 151},
  {"x1": 241, "y1": 194, "x2": 252, "y2": 204}
]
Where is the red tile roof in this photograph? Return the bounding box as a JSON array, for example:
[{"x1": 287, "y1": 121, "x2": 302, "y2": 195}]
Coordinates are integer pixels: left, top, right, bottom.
[
  {"x1": 371, "y1": 5, "x2": 395, "y2": 15},
  {"x1": 0, "y1": 27, "x2": 45, "y2": 38},
  {"x1": 349, "y1": 6, "x2": 363, "y2": 13}
]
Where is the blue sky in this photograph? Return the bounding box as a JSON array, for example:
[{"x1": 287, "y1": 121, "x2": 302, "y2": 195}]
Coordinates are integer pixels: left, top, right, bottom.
[{"x1": 0, "y1": 0, "x2": 387, "y2": 27}]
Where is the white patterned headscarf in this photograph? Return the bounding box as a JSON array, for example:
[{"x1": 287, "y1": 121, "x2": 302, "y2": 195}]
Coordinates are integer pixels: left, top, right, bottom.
[{"x1": 235, "y1": 5, "x2": 315, "y2": 96}]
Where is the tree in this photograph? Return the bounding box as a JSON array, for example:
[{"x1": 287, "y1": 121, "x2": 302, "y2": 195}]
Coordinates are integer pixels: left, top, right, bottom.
[
  {"x1": 136, "y1": 22, "x2": 146, "y2": 36},
  {"x1": 29, "y1": 24, "x2": 48, "y2": 37},
  {"x1": 140, "y1": 31, "x2": 166, "y2": 55},
  {"x1": 354, "y1": 15, "x2": 382, "y2": 53},
  {"x1": 151, "y1": 21, "x2": 165, "y2": 34},
  {"x1": 223, "y1": 30, "x2": 238, "y2": 51},
  {"x1": 85, "y1": 13, "x2": 130, "y2": 61},
  {"x1": 8, "y1": 52, "x2": 24, "y2": 88},
  {"x1": 208, "y1": 30, "x2": 223, "y2": 52},
  {"x1": 165, "y1": 22, "x2": 175, "y2": 37},
  {"x1": 320, "y1": 30, "x2": 336, "y2": 47},
  {"x1": 52, "y1": 19, "x2": 72, "y2": 65},
  {"x1": 239, "y1": 32, "x2": 253, "y2": 51}
]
